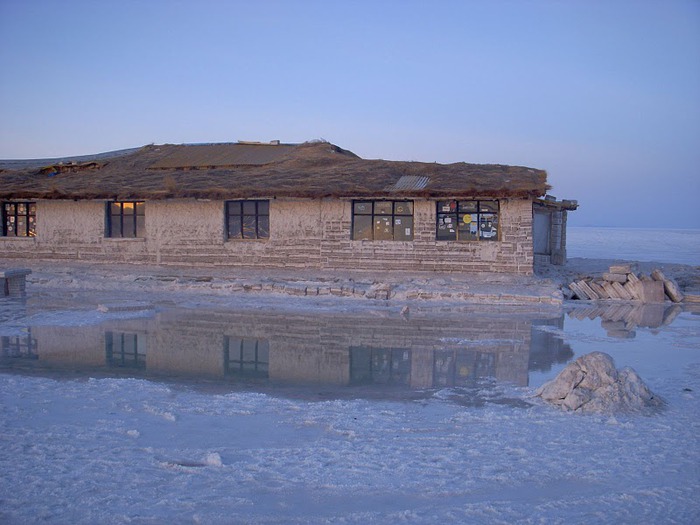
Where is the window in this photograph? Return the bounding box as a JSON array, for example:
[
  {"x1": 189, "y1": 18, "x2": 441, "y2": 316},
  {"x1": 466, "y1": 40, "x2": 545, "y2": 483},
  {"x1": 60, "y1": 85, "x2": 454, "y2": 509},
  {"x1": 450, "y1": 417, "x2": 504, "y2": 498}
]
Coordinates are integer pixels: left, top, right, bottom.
[
  {"x1": 224, "y1": 337, "x2": 269, "y2": 378},
  {"x1": 105, "y1": 332, "x2": 146, "y2": 369},
  {"x1": 226, "y1": 200, "x2": 269, "y2": 240},
  {"x1": 106, "y1": 201, "x2": 145, "y2": 238},
  {"x1": 352, "y1": 200, "x2": 413, "y2": 241},
  {"x1": 436, "y1": 200, "x2": 499, "y2": 241},
  {"x1": 1, "y1": 332, "x2": 38, "y2": 359},
  {"x1": 349, "y1": 347, "x2": 412, "y2": 386},
  {"x1": 2, "y1": 202, "x2": 36, "y2": 237}
]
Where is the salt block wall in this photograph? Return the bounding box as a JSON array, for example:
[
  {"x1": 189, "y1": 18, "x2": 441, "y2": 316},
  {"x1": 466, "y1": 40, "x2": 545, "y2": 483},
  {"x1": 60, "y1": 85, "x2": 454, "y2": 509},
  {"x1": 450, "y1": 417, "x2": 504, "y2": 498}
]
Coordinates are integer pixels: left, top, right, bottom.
[{"x1": 0, "y1": 197, "x2": 535, "y2": 274}]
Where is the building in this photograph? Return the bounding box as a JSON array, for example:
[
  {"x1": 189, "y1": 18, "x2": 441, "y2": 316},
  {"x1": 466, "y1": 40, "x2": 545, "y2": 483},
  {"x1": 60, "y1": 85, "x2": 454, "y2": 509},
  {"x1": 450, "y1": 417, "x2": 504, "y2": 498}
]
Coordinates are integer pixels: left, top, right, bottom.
[{"x1": 0, "y1": 141, "x2": 576, "y2": 274}]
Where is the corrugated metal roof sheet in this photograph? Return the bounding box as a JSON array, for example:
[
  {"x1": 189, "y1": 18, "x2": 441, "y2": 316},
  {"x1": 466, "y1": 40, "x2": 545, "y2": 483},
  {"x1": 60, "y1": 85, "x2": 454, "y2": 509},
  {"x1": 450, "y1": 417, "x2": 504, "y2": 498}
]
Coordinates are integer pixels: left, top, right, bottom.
[
  {"x1": 385, "y1": 175, "x2": 431, "y2": 192},
  {"x1": 149, "y1": 143, "x2": 298, "y2": 169}
]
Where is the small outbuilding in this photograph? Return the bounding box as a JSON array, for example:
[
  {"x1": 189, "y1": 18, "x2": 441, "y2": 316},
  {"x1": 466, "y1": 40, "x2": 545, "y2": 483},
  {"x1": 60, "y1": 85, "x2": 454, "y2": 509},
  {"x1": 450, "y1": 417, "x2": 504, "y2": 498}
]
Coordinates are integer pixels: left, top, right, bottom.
[{"x1": 0, "y1": 141, "x2": 575, "y2": 274}]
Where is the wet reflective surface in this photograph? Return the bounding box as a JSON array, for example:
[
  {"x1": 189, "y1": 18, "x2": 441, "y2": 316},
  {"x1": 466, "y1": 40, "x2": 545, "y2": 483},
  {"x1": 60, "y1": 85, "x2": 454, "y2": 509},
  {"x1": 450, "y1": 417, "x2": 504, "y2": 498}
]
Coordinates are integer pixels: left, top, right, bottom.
[{"x1": 1, "y1": 295, "x2": 694, "y2": 402}]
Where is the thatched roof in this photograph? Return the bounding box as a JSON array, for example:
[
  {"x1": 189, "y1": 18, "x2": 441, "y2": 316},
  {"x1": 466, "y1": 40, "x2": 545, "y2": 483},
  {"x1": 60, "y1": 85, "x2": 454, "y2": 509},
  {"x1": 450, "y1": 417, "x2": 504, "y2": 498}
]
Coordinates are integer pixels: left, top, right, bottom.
[{"x1": 0, "y1": 141, "x2": 549, "y2": 201}]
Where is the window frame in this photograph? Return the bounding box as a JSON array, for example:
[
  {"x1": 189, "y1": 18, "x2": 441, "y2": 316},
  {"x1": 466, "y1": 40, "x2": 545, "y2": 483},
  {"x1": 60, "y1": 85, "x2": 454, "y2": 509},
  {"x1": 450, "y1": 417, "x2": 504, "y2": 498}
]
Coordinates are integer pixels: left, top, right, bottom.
[
  {"x1": 105, "y1": 331, "x2": 146, "y2": 369},
  {"x1": 435, "y1": 199, "x2": 499, "y2": 242},
  {"x1": 105, "y1": 201, "x2": 145, "y2": 238},
  {"x1": 225, "y1": 200, "x2": 270, "y2": 240},
  {"x1": 224, "y1": 336, "x2": 269, "y2": 378},
  {"x1": 351, "y1": 200, "x2": 414, "y2": 241},
  {"x1": 2, "y1": 201, "x2": 37, "y2": 237}
]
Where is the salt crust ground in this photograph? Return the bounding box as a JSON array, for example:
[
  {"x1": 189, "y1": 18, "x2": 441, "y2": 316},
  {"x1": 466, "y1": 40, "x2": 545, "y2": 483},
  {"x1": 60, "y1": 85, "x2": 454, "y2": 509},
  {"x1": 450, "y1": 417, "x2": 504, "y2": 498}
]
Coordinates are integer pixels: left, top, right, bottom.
[
  {"x1": 2, "y1": 256, "x2": 698, "y2": 309},
  {"x1": 1, "y1": 257, "x2": 699, "y2": 524}
]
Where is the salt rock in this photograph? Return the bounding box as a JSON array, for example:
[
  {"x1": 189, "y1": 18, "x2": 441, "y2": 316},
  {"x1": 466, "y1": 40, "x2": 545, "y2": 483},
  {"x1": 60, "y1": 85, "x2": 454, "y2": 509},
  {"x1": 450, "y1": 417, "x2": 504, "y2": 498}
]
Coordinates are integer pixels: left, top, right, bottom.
[{"x1": 535, "y1": 352, "x2": 663, "y2": 413}]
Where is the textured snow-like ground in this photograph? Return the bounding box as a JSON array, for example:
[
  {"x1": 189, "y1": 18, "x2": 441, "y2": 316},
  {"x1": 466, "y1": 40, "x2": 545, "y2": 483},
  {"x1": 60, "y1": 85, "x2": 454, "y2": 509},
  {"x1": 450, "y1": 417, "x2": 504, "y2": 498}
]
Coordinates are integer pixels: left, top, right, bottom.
[{"x1": 1, "y1": 312, "x2": 699, "y2": 524}]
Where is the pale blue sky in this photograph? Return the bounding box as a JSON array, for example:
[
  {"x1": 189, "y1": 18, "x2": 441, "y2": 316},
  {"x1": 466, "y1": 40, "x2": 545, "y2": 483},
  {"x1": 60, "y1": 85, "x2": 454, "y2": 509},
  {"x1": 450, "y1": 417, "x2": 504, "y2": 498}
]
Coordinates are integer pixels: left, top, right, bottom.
[{"x1": 1, "y1": 0, "x2": 699, "y2": 227}]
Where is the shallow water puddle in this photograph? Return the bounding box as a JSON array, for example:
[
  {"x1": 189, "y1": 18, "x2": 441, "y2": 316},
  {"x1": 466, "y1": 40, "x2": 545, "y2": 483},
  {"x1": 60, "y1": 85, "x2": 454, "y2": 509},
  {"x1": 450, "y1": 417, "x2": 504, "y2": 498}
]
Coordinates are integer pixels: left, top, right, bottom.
[{"x1": 1, "y1": 298, "x2": 697, "y2": 404}]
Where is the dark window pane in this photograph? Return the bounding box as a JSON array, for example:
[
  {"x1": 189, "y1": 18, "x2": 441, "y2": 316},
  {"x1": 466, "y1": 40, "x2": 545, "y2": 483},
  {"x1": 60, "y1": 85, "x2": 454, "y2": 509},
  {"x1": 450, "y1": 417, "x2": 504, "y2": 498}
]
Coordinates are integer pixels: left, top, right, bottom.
[
  {"x1": 241, "y1": 339, "x2": 257, "y2": 361},
  {"x1": 227, "y1": 201, "x2": 241, "y2": 215},
  {"x1": 394, "y1": 216, "x2": 413, "y2": 241},
  {"x1": 228, "y1": 215, "x2": 242, "y2": 238},
  {"x1": 28, "y1": 203, "x2": 37, "y2": 215},
  {"x1": 394, "y1": 201, "x2": 413, "y2": 215},
  {"x1": 353, "y1": 215, "x2": 373, "y2": 240},
  {"x1": 479, "y1": 201, "x2": 498, "y2": 213},
  {"x1": 354, "y1": 201, "x2": 372, "y2": 215},
  {"x1": 111, "y1": 202, "x2": 121, "y2": 215},
  {"x1": 135, "y1": 202, "x2": 145, "y2": 216},
  {"x1": 242, "y1": 201, "x2": 257, "y2": 215},
  {"x1": 374, "y1": 201, "x2": 392, "y2": 215},
  {"x1": 257, "y1": 215, "x2": 269, "y2": 238},
  {"x1": 459, "y1": 201, "x2": 478, "y2": 213},
  {"x1": 257, "y1": 200, "x2": 269, "y2": 215},
  {"x1": 480, "y1": 214, "x2": 498, "y2": 240},
  {"x1": 122, "y1": 216, "x2": 135, "y2": 238},
  {"x1": 374, "y1": 216, "x2": 393, "y2": 240},
  {"x1": 242, "y1": 216, "x2": 257, "y2": 239},
  {"x1": 437, "y1": 214, "x2": 456, "y2": 240},
  {"x1": 16, "y1": 217, "x2": 27, "y2": 236}
]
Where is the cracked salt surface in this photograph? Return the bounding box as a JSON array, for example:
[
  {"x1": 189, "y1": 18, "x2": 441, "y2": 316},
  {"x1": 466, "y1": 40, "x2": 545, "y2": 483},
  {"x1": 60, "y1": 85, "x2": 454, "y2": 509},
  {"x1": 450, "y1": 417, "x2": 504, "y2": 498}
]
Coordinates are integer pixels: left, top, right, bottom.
[{"x1": 1, "y1": 294, "x2": 699, "y2": 524}]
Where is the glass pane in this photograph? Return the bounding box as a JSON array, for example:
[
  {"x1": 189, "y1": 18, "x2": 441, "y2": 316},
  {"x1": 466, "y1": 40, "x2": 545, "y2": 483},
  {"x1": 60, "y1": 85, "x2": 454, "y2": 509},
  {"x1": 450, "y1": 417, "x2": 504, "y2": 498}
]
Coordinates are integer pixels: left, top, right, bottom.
[
  {"x1": 17, "y1": 217, "x2": 27, "y2": 236},
  {"x1": 479, "y1": 214, "x2": 498, "y2": 240},
  {"x1": 28, "y1": 203, "x2": 37, "y2": 215},
  {"x1": 257, "y1": 200, "x2": 269, "y2": 215},
  {"x1": 122, "y1": 216, "x2": 135, "y2": 238},
  {"x1": 124, "y1": 334, "x2": 136, "y2": 355},
  {"x1": 393, "y1": 201, "x2": 413, "y2": 215},
  {"x1": 374, "y1": 216, "x2": 393, "y2": 240},
  {"x1": 108, "y1": 217, "x2": 118, "y2": 238},
  {"x1": 352, "y1": 215, "x2": 373, "y2": 240},
  {"x1": 4, "y1": 204, "x2": 15, "y2": 214},
  {"x1": 242, "y1": 201, "x2": 257, "y2": 215},
  {"x1": 135, "y1": 202, "x2": 145, "y2": 216},
  {"x1": 17, "y1": 203, "x2": 26, "y2": 214},
  {"x1": 437, "y1": 215, "x2": 456, "y2": 240},
  {"x1": 459, "y1": 201, "x2": 478, "y2": 213},
  {"x1": 457, "y1": 214, "x2": 473, "y2": 240},
  {"x1": 394, "y1": 216, "x2": 413, "y2": 241},
  {"x1": 227, "y1": 201, "x2": 241, "y2": 215},
  {"x1": 257, "y1": 215, "x2": 269, "y2": 238},
  {"x1": 122, "y1": 202, "x2": 134, "y2": 213},
  {"x1": 257, "y1": 340, "x2": 269, "y2": 362},
  {"x1": 110, "y1": 202, "x2": 121, "y2": 215},
  {"x1": 374, "y1": 201, "x2": 392, "y2": 215},
  {"x1": 242, "y1": 216, "x2": 256, "y2": 239},
  {"x1": 479, "y1": 200, "x2": 498, "y2": 213},
  {"x1": 437, "y1": 201, "x2": 454, "y2": 213},
  {"x1": 353, "y1": 201, "x2": 372, "y2": 215},
  {"x1": 241, "y1": 340, "x2": 257, "y2": 362},
  {"x1": 228, "y1": 216, "x2": 242, "y2": 239}
]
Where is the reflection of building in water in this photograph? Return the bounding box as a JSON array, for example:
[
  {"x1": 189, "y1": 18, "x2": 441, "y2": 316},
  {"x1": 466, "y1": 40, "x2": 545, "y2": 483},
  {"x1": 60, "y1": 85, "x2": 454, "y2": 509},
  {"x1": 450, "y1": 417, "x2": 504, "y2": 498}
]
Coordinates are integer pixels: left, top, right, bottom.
[
  {"x1": 12, "y1": 308, "x2": 581, "y2": 388},
  {"x1": 568, "y1": 303, "x2": 682, "y2": 339},
  {"x1": 528, "y1": 317, "x2": 574, "y2": 373},
  {"x1": 1, "y1": 331, "x2": 37, "y2": 359},
  {"x1": 105, "y1": 332, "x2": 146, "y2": 369}
]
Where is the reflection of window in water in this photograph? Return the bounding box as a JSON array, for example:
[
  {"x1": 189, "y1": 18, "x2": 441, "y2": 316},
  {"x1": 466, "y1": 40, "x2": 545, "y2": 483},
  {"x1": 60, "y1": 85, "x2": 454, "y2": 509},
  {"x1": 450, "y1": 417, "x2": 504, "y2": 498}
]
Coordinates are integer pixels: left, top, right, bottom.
[
  {"x1": 349, "y1": 347, "x2": 411, "y2": 386},
  {"x1": 1, "y1": 332, "x2": 38, "y2": 359},
  {"x1": 224, "y1": 337, "x2": 269, "y2": 378},
  {"x1": 433, "y1": 350, "x2": 495, "y2": 387},
  {"x1": 105, "y1": 332, "x2": 146, "y2": 369}
]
